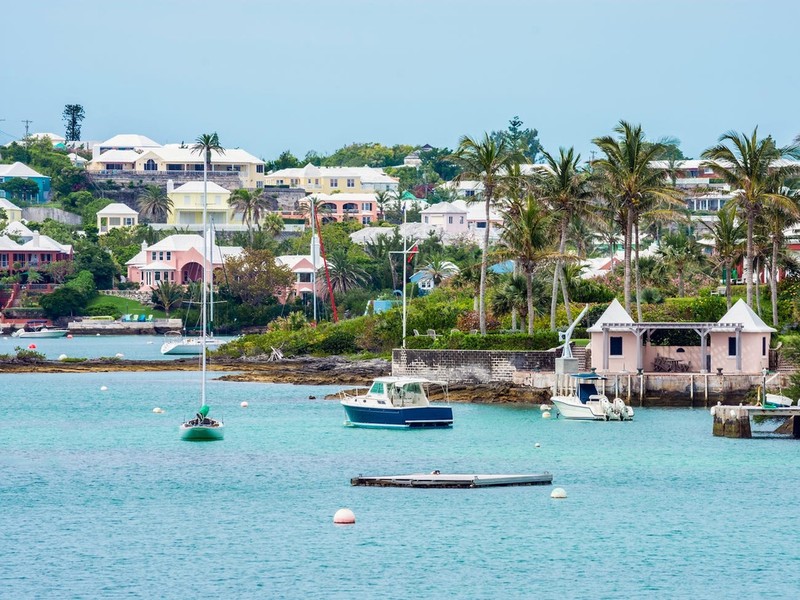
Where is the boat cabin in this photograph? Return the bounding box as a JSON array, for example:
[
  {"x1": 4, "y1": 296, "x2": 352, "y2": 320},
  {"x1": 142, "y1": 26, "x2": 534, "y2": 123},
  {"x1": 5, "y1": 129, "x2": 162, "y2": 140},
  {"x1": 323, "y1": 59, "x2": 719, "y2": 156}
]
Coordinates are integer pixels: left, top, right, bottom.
[
  {"x1": 366, "y1": 377, "x2": 439, "y2": 407},
  {"x1": 554, "y1": 373, "x2": 607, "y2": 404}
]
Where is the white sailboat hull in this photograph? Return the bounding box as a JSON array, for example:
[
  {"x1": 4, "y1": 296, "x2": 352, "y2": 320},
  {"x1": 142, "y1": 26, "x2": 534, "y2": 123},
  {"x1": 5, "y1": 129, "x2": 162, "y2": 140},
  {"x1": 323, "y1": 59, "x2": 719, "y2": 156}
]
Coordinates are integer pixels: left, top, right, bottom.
[{"x1": 161, "y1": 337, "x2": 223, "y2": 355}]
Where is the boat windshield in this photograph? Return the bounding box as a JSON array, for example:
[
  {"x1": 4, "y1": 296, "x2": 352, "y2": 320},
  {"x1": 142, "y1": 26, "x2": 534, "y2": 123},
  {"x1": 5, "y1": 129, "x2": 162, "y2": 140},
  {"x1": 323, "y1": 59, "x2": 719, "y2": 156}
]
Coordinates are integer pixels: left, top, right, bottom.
[
  {"x1": 369, "y1": 381, "x2": 386, "y2": 395},
  {"x1": 578, "y1": 383, "x2": 598, "y2": 404}
]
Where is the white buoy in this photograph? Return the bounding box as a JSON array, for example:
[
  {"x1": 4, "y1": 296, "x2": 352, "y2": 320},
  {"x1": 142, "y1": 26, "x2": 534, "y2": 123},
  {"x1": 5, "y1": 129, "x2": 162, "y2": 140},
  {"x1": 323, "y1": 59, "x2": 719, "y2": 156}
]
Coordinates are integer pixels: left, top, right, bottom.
[
  {"x1": 115, "y1": 353, "x2": 124, "y2": 359},
  {"x1": 153, "y1": 407, "x2": 164, "y2": 413},
  {"x1": 146, "y1": 341, "x2": 154, "y2": 344},
  {"x1": 100, "y1": 386, "x2": 108, "y2": 391},
  {"x1": 241, "y1": 401, "x2": 249, "y2": 408},
  {"x1": 539, "y1": 404, "x2": 551, "y2": 411},
  {"x1": 333, "y1": 508, "x2": 356, "y2": 525},
  {"x1": 542, "y1": 411, "x2": 551, "y2": 419},
  {"x1": 551, "y1": 487, "x2": 567, "y2": 499},
  {"x1": 96, "y1": 333, "x2": 101, "y2": 336},
  {"x1": 534, "y1": 442, "x2": 541, "y2": 448},
  {"x1": 58, "y1": 354, "x2": 68, "y2": 361}
]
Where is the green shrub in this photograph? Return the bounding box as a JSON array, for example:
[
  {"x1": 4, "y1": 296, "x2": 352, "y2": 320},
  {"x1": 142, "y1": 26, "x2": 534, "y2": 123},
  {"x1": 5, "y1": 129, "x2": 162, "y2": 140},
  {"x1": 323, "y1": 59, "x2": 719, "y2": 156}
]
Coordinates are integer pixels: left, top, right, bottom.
[
  {"x1": 85, "y1": 302, "x2": 121, "y2": 318},
  {"x1": 314, "y1": 330, "x2": 358, "y2": 354}
]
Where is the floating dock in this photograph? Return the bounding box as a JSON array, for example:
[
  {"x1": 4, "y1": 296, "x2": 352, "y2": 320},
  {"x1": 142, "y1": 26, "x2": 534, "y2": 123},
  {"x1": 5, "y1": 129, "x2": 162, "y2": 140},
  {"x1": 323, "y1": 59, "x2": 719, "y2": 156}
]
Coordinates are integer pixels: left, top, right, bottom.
[
  {"x1": 351, "y1": 472, "x2": 553, "y2": 488},
  {"x1": 711, "y1": 404, "x2": 800, "y2": 438}
]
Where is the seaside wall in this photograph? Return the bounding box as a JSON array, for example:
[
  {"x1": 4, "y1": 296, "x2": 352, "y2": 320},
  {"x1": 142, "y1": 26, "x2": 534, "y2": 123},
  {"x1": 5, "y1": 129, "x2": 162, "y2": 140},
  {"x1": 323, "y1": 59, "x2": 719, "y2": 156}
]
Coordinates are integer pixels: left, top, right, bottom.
[{"x1": 392, "y1": 349, "x2": 555, "y2": 384}]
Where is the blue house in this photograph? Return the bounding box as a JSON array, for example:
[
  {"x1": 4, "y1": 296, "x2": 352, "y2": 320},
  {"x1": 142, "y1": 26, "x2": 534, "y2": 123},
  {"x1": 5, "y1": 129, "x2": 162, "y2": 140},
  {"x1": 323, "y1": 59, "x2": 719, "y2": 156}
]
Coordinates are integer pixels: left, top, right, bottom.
[{"x1": 0, "y1": 162, "x2": 51, "y2": 203}]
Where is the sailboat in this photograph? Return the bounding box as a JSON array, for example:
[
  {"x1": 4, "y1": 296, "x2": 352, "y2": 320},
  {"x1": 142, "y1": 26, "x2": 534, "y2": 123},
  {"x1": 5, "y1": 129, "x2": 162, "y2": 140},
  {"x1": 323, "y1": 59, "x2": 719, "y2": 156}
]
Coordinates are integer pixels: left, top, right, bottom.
[{"x1": 179, "y1": 134, "x2": 224, "y2": 441}]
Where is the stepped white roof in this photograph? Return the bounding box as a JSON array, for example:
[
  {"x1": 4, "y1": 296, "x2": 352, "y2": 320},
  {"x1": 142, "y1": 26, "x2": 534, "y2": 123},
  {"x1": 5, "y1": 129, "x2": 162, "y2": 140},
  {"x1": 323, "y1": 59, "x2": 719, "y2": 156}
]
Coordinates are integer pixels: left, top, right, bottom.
[
  {"x1": 99, "y1": 134, "x2": 161, "y2": 149},
  {"x1": 127, "y1": 234, "x2": 242, "y2": 265},
  {"x1": 276, "y1": 254, "x2": 324, "y2": 271},
  {"x1": 269, "y1": 164, "x2": 397, "y2": 184},
  {"x1": 0, "y1": 162, "x2": 47, "y2": 178},
  {"x1": 587, "y1": 298, "x2": 634, "y2": 333},
  {"x1": 0, "y1": 235, "x2": 19, "y2": 250},
  {"x1": 97, "y1": 203, "x2": 139, "y2": 216},
  {"x1": 421, "y1": 201, "x2": 466, "y2": 214},
  {"x1": 171, "y1": 181, "x2": 231, "y2": 195},
  {"x1": 3, "y1": 221, "x2": 33, "y2": 236},
  {"x1": 718, "y1": 299, "x2": 776, "y2": 333},
  {"x1": 152, "y1": 145, "x2": 262, "y2": 165}
]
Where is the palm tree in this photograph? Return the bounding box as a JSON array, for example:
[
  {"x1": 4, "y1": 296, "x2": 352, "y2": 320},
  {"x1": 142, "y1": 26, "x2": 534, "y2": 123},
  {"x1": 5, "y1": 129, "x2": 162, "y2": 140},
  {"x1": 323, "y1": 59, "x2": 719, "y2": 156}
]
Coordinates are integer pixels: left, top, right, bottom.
[
  {"x1": 704, "y1": 205, "x2": 745, "y2": 309},
  {"x1": 416, "y1": 258, "x2": 460, "y2": 287},
  {"x1": 655, "y1": 231, "x2": 706, "y2": 297},
  {"x1": 536, "y1": 147, "x2": 593, "y2": 330},
  {"x1": 137, "y1": 185, "x2": 172, "y2": 223},
  {"x1": 261, "y1": 212, "x2": 285, "y2": 238},
  {"x1": 151, "y1": 280, "x2": 185, "y2": 317},
  {"x1": 374, "y1": 190, "x2": 392, "y2": 221},
  {"x1": 762, "y1": 185, "x2": 800, "y2": 326},
  {"x1": 499, "y1": 194, "x2": 552, "y2": 334},
  {"x1": 325, "y1": 247, "x2": 369, "y2": 295},
  {"x1": 593, "y1": 121, "x2": 680, "y2": 317},
  {"x1": 451, "y1": 133, "x2": 521, "y2": 334},
  {"x1": 701, "y1": 128, "x2": 800, "y2": 306},
  {"x1": 230, "y1": 189, "x2": 271, "y2": 245},
  {"x1": 491, "y1": 274, "x2": 527, "y2": 331}
]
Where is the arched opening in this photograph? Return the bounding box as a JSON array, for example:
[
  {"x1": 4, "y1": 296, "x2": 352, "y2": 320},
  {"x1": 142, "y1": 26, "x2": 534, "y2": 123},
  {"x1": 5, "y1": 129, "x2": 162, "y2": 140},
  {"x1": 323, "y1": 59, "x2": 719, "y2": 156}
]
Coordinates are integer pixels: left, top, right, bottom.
[
  {"x1": 144, "y1": 159, "x2": 157, "y2": 171},
  {"x1": 182, "y1": 262, "x2": 203, "y2": 283}
]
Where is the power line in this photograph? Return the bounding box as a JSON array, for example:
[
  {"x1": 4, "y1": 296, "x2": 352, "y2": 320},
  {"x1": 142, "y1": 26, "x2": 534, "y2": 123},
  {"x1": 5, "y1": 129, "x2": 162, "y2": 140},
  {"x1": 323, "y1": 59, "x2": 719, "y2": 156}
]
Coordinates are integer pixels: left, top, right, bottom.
[{"x1": 21, "y1": 119, "x2": 33, "y2": 139}]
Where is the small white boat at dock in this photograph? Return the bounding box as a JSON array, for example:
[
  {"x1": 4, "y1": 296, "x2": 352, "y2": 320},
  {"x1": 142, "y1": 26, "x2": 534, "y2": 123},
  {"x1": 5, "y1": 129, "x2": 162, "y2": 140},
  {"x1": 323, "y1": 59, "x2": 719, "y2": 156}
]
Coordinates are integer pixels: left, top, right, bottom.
[
  {"x1": 12, "y1": 321, "x2": 68, "y2": 338},
  {"x1": 551, "y1": 373, "x2": 634, "y2": 421}
]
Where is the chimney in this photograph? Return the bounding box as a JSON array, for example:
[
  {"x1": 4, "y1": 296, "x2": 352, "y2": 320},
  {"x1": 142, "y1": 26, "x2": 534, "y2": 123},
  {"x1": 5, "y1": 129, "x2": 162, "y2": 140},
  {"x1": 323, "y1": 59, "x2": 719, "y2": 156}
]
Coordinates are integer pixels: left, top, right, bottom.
[
  {"x1": 92, "y1": 143, "x2": 100, "y2": 160},
  {"x1": 32, "y1": 231, "x2": 40, "y2": 246},
  {"x1": 141, "y1": 241, "x2": 148, "y2": 252},
  {"x1": 166, "y1": 179, "x2": 174, "y2": 194}
]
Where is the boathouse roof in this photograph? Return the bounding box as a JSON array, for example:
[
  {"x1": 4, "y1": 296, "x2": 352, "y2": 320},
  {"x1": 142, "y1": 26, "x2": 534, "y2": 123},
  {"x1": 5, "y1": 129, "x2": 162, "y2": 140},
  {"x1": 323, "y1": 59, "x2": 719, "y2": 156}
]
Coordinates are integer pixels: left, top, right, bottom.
[
  {"x1": 718, "y1": 299, "x2": 776, "y2": 333},
  {"x1": 587, "y1": 298, "x2": 634, "y2": 332}
]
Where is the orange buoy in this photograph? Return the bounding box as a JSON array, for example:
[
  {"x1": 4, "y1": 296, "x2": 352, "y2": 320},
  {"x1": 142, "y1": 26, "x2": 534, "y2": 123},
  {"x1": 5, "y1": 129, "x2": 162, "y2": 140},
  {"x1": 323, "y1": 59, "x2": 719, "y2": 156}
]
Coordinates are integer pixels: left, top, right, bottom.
[
  {"x1": 28, "y1": 344, "x2": 36, "y2": 349},
  {"x1": 333, "y1": 508, "x2": 356, "y2": 525}
]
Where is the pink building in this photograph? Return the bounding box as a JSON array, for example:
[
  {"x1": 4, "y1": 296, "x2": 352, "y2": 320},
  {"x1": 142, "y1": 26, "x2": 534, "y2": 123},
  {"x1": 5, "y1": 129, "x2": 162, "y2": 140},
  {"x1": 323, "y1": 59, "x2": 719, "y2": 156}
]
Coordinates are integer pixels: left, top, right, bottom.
[
  {"x1": 274, "y1": 254, "x2": 324, "y2": 303},
  {"x1": 126, "y1": 234, "x2": 242, "y2": 290},
  {"x1": 299, "y1": 193, "x2": 380, "y2": 225},
  {"x1": 0, "y1": 229, "x2": 73, "y2": 273},
  {"x1": 588, "y1": 299, "x2": 774, "y2": 374}
]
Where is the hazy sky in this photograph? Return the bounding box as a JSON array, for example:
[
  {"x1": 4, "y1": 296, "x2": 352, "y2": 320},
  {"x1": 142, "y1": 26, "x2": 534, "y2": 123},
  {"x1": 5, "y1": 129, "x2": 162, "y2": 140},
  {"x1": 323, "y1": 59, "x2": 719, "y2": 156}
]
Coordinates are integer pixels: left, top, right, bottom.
[{"x1": 2, "y1": 0, "x2": 798, "y2": 161}]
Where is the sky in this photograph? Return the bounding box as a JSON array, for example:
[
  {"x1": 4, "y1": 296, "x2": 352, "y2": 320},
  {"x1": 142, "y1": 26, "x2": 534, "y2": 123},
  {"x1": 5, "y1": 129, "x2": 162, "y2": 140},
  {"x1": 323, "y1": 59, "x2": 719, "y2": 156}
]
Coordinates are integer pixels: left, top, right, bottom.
[{"x1": 2, "y1": 0, "x2": 798, "y2": 162}]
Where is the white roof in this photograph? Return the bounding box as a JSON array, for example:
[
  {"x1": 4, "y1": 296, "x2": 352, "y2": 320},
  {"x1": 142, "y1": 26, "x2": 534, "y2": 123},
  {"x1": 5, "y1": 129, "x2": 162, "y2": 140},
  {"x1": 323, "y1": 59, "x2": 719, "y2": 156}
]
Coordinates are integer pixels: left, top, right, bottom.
[
  {"x1": 171, "y1": 181, "x2": 231, "y2": 195},
  {"x1": 421, "y1": 201, "x2": 466, "y2": 215},
  {"x1": 0, "y1": 198, "x2": 22, "y2": 211},
  {"x1": 97, "y1": 203, "x2": 138, "y2": 216},
  {"x1": 718, "y1": 299, "x2": 776, "y2": 333},
  {"x1": 3, "y1": 221, "x2": 33, "y2": 236},
  {"x1": 20, "y1": 233, "x2": 72, "y2": 253},
  {"x1": 269, "y1": 164, "x2": 397, "y2": 184},
  {"x1": 0, "y1": 162, "x2": 47, "y2": 178},
  {"x1": 0, "y1": 235, "x2": 20, "y2": 250},
  {"x1": 139, "y1": 234, "x2": 242, "y2": 263},
  {"x1": 99, "y1": 134, "x2": 161, "y2": 149},
  {"x1": 30, "y1": 132, "x2": 66, "y2": 144},
  {"x1": 587, "y1": 298, "x2": 635, "y2": 333},
  {"x1": 148, "y1": 144, "x2": 263, "y2": 165},
  {"x1": 451, "y1": 199, "x2": 503, "y2": 222},
  {"x1": 140, "y1": 261, "x2": 175, "y2": 271}
]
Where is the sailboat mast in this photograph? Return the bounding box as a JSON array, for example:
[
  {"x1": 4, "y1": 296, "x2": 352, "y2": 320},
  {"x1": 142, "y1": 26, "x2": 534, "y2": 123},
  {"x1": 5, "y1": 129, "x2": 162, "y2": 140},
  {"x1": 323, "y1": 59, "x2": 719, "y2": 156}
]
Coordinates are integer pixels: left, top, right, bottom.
[
  {"x1": 200, "y1": 148, "x2": 208, "y2": 405},
  {"x1": 402, "y1": 201, "x2": 407, "y2": 348}
]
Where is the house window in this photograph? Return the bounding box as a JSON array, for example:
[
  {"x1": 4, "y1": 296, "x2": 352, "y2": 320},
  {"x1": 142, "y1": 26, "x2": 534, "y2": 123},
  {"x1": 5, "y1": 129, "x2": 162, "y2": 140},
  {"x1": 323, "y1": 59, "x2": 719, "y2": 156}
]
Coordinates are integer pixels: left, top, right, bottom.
[
  {"x1": 346, "y1": 178, "x2": 355, "y2": 188},
  {"x1": 476, "y1": 222, "x2": 487, "y2": 229},
  {"x1": 465, "y1": 190, "x2": 475, "y2": 197},
  {"x1": 276, "y1": 179, "x2": 284, "y2": 185},
  {"x1": 214, "y1": 195, "x2": 221, "y2": 205},
  {"x1": 106, "y1": 163, "x2": 123, "y2": 170},
  {"x1": 291, "y1": 179, "x2": 299, "y2": 186},
  {"x1": 151, "y1": 252, "x2": 157, "y2": 260},
  {"x1": 330, "y1": 178, "x2": 339, "y2": 188},
  {"x1": 315, "y1": 178, "x2": 320, "y2": 185},
  {"x1": 424, "y1": 216, "x2": 429, "y2": 224},
  {"x1": 361, "y1": 203, "x2": 372, "y2": 211},
  {"x1": 610, "y1": 336, "x2": 623, "y2": 356},
  {"x1": 459, "y1": 217, "x2": 464, "y2": 224},
  {"x1": 448, "y1": 216, "x2": 453, "y2": 224},
  {"x1": 728, "y1": 337, "x2": 737, "y2": 357},
  {"x1": 0, "y1": 254, "x2": 7, "y2": 268},
  {"x1": 362, "y1": 216, "x2": 371, "y2": 224},
  {"x1": 256, "y1": 164, "x2": 264, "y2": 173},
  {"x1": 257, "y1": 181, "x2": 264, "y2": 188},
  {"x1": 166, "y1": 252, "x2": 171, "y2": 261},
  {"x1": 144, "y1": 159, "x2": 157, "y2": 171},
  {"x1": 763, "y1": 337, "x2": 767, "y2": 356},
  {"x1": 298, "y1": 272, "x2": 312, "y2": 283},
  {"x1": 155, "y1": 271, "x2": 161, "y2": 281},
  {"x1": 167, "y1": 164, "x2": 184, "y2": 171},
  {"x1": 124, "y1": 217, "x2": 134, "y2": 226},
  {"x1": 159, "y1": 252, "x2": 164, "y2": 261}
]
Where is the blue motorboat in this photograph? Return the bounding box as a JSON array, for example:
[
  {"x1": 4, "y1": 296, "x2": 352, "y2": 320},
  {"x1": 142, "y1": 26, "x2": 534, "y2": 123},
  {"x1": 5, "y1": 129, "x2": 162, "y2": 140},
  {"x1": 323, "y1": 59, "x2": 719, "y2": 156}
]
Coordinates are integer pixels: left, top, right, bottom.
[{"x1": 340, "y1": 377, "x2": 453, "y2": 428}]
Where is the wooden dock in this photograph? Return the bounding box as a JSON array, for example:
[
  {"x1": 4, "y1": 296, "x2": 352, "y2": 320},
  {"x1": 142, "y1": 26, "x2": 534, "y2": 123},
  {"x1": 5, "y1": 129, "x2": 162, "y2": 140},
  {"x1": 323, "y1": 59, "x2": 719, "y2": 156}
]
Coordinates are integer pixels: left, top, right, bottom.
[
  {"x1": 351, "y1": 472, "x2": 553, "y2": 488},
  {"x1": 711, "y1": 404, "x2": 800, "y2": 438}
]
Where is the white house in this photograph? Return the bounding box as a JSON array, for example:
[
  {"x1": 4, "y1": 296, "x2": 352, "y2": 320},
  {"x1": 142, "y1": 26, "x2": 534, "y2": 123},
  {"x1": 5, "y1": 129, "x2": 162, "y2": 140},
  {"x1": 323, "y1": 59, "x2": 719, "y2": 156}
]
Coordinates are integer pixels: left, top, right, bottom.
[{"x1": 97, "y1": 203, "x2": 139, "y2": 234}]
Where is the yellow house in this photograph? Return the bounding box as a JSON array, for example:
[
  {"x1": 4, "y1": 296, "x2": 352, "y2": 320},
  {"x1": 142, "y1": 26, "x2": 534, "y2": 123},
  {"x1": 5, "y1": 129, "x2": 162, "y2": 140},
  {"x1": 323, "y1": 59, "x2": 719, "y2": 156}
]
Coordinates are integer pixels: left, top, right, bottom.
[
  {"x1": 265, "y1": 163, "x2": 398, "y2": 194},
  {"x1": 97, "y1": 203, "x2": 139, "y2": 234},
  {"x1": 0, "y1": 198, "x2": 23, "y2": 223},
  {"x1": 167, "y1": 181, "x2": 235, "y2": 226}
]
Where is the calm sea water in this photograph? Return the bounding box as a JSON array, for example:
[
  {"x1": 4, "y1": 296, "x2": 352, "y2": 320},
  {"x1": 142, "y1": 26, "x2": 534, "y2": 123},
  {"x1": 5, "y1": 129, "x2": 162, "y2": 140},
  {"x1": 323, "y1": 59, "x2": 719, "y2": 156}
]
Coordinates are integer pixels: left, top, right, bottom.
[
  {"x1": 1, "y1": 371, "x2": 799, "y2": 599},
  {"x1": 0, "y1": 335, "x2": 236, "y2": 361}
]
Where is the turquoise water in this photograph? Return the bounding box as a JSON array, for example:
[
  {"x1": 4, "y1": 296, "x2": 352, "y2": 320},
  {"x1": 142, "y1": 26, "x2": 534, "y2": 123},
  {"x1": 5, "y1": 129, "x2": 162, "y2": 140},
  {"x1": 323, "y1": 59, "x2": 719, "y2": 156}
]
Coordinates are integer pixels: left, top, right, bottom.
[
  {"x1": 2, "y1": 371, "x2": 799, "y2": 599},
  {"x1": 0, "y1": 335, "x2": 235, "y2": 361}
]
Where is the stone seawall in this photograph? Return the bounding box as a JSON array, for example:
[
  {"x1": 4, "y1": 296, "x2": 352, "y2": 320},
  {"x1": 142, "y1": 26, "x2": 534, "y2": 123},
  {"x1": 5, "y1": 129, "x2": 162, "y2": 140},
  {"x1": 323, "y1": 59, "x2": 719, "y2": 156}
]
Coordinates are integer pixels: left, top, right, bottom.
[{"x1": 392, "y1": 349, "x2": 555, "y2": 383}]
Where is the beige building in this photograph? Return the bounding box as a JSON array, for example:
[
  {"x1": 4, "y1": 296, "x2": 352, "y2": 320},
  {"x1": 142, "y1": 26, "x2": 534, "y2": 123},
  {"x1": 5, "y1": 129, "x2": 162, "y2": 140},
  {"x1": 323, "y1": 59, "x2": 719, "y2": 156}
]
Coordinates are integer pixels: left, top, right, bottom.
[
  {"x1": 97, "y1": 203, "x2": 139, "y2": 234},
  {"x1": 166, "y1": 181, "x2": 234, "y2": 226},
  {"x1": 0, "y1": 198, "x2": 23, "y2": 223},
  {"x1": 86, "y1": 134, "x2": 267, "y2": 189}
]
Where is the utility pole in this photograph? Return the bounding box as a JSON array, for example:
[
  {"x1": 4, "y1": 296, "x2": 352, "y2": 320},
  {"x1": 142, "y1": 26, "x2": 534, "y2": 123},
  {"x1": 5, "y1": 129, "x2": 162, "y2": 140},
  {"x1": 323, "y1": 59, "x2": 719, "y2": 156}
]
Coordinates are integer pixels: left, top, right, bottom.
[{"x1": 21, "y1": 119, "x2": 33, "y2": 143}]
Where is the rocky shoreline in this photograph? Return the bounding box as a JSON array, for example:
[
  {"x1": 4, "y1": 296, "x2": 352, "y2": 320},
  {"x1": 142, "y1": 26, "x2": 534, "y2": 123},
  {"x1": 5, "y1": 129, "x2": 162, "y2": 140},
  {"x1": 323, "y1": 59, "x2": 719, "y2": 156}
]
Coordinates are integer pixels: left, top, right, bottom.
[{"x1": 0, "y1": 355, "x2": 551, "y2": 404}]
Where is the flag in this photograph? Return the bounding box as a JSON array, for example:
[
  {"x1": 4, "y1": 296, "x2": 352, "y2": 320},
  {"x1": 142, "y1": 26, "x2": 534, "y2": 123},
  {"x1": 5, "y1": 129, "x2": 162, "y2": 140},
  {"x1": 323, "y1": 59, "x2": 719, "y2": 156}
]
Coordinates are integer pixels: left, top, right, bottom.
[{"x1": 407, "y1": 244, "x2": 418, "y2": 264}]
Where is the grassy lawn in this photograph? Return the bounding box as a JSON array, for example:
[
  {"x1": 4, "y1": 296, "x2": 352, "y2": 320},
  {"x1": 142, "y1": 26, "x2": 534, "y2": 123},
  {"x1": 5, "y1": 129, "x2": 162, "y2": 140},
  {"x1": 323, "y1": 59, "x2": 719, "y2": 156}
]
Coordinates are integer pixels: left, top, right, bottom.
[
  {"x1": 572, "y1": 339, "x2": 590, "y2": 347},
  {"x1": 86, "y1": 295, "x2": 168, "y2": 319}
]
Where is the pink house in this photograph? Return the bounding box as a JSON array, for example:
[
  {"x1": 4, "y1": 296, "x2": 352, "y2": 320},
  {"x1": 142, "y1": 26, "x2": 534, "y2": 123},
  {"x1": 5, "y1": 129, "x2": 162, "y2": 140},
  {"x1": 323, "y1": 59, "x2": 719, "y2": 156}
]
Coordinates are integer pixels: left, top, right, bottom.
[
  {"x1": 0, "y1": 227, "x2": 73, "y2": 273},
  {"x1": 126, "y1": 234, "x2": 242, "y2": 290},
  {"x1": 588, "y1": 298, "x2": 774, "y2": 375},
  {"x1": 274, "y1": 254, "x2": 324, "y2": 303},
  {"x1": 296, "y1": 193, "x2": 380, "y2": 225}
]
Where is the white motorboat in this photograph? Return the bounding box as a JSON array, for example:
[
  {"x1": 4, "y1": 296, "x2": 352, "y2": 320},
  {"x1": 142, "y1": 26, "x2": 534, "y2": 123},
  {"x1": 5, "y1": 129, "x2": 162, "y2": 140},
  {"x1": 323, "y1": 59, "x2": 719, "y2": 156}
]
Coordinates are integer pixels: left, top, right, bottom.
[
  {"x1": 550, "y1": 373, "x2": 634, "y2": 421},
  {"x1": 340, "y1": 377, "x2": 453, "y2": 428},
  {"x1": 161, "y1": 331, "x2": 223, "y2": 355},
  {"x1": 12, "y1": 324, "x2": 68, "y2": 338}
]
